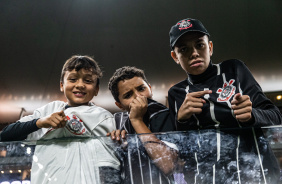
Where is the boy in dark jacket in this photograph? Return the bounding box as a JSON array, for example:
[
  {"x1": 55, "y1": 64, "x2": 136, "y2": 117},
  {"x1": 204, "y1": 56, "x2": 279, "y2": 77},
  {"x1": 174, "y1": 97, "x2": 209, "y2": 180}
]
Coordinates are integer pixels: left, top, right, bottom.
[
  {"x1": 168, "y1": 18, "x2": 282, "y2": 183},
  {"x1": 108, "y1": 66, "x2": 178, "y2": 184}
]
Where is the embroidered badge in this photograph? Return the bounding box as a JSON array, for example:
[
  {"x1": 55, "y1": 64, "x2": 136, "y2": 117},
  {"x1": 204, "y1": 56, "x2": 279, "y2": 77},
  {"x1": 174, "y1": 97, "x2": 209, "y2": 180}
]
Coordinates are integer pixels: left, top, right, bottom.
[
  {"x1": 66, "y1": 114, "x2": 86, "y2": 135},
  {"x1": 177, "y1": 20, "x2": 193, "y2": 30},
  {"x1": 216, "y1": 79, "x2": 236, "y2": 102}
]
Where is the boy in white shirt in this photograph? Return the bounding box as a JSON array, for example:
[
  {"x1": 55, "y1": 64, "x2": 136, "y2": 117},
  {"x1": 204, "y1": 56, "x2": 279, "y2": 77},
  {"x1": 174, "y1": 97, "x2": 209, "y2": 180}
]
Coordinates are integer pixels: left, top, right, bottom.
[{"x1": 0, "y1": 55, "x2": 120, "y2": 184}]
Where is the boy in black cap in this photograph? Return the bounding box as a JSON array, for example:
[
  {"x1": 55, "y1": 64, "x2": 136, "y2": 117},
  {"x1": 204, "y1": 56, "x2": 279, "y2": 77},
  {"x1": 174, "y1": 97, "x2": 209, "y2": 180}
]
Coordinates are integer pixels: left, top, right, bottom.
[{"x1": 168, "y1": 18, "x2": 282, "y2": 183}]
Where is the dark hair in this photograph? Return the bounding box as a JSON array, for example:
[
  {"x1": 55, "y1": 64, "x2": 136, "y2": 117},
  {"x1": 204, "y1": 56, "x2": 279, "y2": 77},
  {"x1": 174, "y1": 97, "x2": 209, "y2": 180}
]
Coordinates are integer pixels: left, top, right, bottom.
[
  {"x1": 60, "y1": 55, "x2": 103, "y2": 86},
  {"x1": 108, "y1": 66, "x2": 149, "y2": 102}
]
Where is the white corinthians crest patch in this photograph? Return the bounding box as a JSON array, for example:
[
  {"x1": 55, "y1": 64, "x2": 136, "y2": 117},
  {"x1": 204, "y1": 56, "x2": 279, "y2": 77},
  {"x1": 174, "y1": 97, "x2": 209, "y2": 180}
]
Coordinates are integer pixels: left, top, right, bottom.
[
  {"x1": 66, "y1": 114, "x2": 86, "y2": 135},
  {"x1": 216, "y1": 79, "x2": 236, "y2": 102}
]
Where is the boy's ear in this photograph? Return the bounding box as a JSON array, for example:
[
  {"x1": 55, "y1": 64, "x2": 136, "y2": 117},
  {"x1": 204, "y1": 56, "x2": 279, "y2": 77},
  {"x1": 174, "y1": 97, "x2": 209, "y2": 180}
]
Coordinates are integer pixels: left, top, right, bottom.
[
  {"x1": 209, "y1": 41, "x2": 213, "y2": 56},
  {"x1": 148, "y1": 84, "x2": 153, "y2": 97},
  {"x1": 94, "y1": 86, "x2": 99, "y2": 96},
  {"x1": 171, "y1": 51, "x2": 180, "y2": 64},
  {"x1": 60, "y1": 82, "x2": 64, "y2": 92},
  {"x1": 115, "y1": 101, "x2": 125, "y2": 110}
]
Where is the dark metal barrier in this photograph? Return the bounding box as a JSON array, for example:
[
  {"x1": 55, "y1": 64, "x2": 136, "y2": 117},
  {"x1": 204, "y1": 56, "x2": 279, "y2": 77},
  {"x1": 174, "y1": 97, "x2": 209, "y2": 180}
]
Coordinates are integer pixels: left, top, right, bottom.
[{"x1": 1, "y1": 126, "x2": 282, "y2": 184}]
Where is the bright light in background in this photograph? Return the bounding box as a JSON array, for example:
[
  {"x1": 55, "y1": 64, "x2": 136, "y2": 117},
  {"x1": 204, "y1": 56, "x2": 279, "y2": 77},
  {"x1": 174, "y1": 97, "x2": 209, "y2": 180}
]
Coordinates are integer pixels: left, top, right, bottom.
[
  {"x1": 255, "y1": 74, "x2": 282, "y2": 92},
  {"x1": 0, "y1": 76, "x2": 281, "y2": 123},
  {"x1": 260, "y1": 81, "x2": 282, "y2": 92},
  {"x1": 0, "y1": 93, "x2": 66, "y2": 123},
  {"x1": 0, "y1": 103, "x2": 22, "y2": 114}
]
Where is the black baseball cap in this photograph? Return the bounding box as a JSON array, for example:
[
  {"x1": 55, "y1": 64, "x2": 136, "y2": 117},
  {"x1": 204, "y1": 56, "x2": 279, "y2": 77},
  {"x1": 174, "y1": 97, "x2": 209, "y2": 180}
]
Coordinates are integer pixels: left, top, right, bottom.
[{"x1": 169, "y1": 18, "x2": 210, "y2": 50}]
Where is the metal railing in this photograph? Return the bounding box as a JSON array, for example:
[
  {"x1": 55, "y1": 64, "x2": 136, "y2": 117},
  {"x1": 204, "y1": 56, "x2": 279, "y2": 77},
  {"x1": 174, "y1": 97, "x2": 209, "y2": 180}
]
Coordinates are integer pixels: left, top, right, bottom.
[{"x1": 1, "y1": 126, "x2": 282, "y2": 184}]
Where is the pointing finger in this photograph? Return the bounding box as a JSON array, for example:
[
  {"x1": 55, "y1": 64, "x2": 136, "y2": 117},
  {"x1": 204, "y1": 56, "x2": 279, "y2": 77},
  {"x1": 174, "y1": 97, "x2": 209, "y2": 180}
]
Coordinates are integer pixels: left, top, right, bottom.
[
  {"x1": 58, "y1": 110, "x2": 65, "y2": 116},
  {"x1": 234, "y1": 93, "x2": 242, "y2": 100},
  {"x1": 189, "y1": 90, "x2": 212, "y2": 98},
  {"x1": 231, "y1": 93, "x2": 246, "y2": 105}
]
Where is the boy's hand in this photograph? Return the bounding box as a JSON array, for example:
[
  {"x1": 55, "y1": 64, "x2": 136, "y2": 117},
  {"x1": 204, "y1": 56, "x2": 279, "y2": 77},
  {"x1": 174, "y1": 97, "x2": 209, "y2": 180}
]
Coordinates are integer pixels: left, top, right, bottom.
[
  {"x1": 129, "y1": 95, "x2": 148, "y2": 122},
  {"x1": 36, "y1": 110, "x2": 67, "y2": 129},
  {"x1": 107, "y1": 130, "x2": 127, "y2": 140},
  {"x1": 231, "y1": 93, "x2": 253, "y2": 123},
  {"x1": 177, "y1": 90, "x2": 212, "y2": 121}
]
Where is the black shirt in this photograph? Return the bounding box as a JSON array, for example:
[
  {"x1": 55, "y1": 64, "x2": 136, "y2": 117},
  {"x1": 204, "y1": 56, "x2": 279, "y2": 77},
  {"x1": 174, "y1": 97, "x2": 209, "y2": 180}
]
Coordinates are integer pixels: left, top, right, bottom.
[
  {"x1": 114, "y1": 98, "x2": 175, "y2": 184},
  {"x1": 168, "y1": 59, "x2": 282, "y2": 183}
]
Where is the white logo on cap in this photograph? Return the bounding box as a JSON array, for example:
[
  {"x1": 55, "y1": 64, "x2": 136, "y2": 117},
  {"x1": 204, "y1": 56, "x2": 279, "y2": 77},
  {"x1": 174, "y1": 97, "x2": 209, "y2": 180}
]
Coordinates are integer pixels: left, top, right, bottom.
[{"x1": 177, "y1": 20, "x2": 193, "y2": 30}]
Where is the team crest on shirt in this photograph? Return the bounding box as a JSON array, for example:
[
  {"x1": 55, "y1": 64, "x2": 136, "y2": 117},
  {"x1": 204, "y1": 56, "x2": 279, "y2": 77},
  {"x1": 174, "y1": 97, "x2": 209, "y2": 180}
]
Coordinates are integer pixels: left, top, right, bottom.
[
  {"x1": 177, "y1": 20, "x2": 193, "y2": 30},
  {"x1": 66, "y1": 114, "x2": 86, "y2": 135},
  {"x1": 216, "y1": 79, "x2": 236, "y2": 102}
]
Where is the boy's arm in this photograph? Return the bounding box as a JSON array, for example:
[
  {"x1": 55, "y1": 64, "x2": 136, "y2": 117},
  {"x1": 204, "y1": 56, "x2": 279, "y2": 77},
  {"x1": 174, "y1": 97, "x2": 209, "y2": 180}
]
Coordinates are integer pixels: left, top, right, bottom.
[
  {"x1": 0, "y1": 110, "x2": 67, "y2": 141},
  {"x1": 0, "y1": 119, "x2": 40, "y2": 141},
  {"x1": 129, "y1": 96, "x2": 178, "y2": 176},
  {"x1": 235, "y1": 60, "x2": 282, "y2": 127},
  {"x1": 131, "y1": 120, "x2": 179, "y2": 176}
]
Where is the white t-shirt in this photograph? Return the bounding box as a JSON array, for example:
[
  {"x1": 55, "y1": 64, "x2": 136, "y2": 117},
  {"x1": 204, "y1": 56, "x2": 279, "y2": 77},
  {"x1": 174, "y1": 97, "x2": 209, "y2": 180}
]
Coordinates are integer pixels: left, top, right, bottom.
[{"x1": 20, "y1": 101, "x2": 120, "y2": 184}]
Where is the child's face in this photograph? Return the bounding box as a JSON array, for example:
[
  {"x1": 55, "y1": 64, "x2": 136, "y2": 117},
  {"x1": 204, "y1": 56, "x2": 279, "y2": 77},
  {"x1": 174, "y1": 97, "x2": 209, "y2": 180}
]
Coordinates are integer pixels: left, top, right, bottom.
[
  {"x1": 171, "y1": 33, "x2": 213, "y2": 75},
  {"x1": 60, "y1": 68, "x2": 99, "y2": 107},
  {"x1": 115, "y1": 76, "x2": 153, "y2": 112}
]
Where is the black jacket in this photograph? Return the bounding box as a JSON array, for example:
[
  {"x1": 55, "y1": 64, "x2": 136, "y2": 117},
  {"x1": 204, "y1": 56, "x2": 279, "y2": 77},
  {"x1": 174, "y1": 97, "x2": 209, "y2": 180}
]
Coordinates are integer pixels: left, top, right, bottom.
[
  {"x1": 168, "y1": 59, "x2": 282, "y2": 184},
  {"x1": 114, "y1": 98, "x2": 175, "y2": 184}
]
